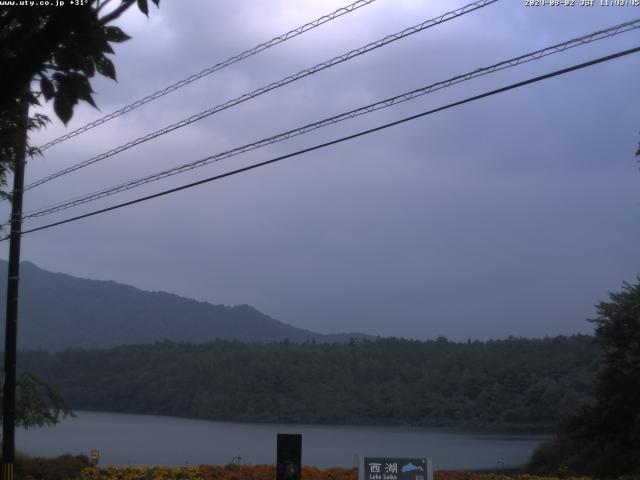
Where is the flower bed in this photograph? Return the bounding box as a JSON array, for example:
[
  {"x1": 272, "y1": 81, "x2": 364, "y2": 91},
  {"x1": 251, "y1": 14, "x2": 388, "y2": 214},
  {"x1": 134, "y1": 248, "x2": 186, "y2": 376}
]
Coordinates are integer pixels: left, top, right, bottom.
[
  {"x1": 78, "y1": 465, "x2": 629, "y2": 480},
  {"x1": 79, "y1": 465, "x2": 357, "y2": 480}
]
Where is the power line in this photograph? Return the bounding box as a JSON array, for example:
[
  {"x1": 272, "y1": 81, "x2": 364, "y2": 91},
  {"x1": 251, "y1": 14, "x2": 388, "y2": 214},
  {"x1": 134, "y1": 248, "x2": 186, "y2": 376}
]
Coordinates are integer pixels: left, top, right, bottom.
[
  {"x1": 8, "y1": 45, "x2": 639, "y2": 241},
  {"x1": 24, "y1": 0, "x2": 499, "y2": 192},
  {"x1": 36, "y1": 0, "x2": 379, "y2": 152},
  {"x1": 19, "y1": 17, "x2": 640, "y2": 221}
]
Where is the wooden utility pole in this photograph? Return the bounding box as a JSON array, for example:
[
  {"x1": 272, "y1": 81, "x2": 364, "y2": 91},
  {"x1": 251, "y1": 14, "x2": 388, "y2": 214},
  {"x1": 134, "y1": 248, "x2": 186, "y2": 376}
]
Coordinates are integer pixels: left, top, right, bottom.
[{"x1": 2, "y1": 99, "x2": 28, "y2": 480}]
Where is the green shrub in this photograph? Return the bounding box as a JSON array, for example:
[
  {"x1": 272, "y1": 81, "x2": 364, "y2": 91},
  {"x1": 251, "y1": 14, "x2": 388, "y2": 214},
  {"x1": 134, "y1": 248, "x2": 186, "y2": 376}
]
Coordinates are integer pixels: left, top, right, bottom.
[{"x1": 14, "y1": 452, "x2": 90, "y2": 480}]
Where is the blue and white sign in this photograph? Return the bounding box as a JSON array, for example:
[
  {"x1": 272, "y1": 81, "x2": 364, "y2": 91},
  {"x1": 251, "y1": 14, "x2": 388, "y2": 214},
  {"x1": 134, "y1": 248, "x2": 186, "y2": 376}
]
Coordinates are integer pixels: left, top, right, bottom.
[{"x1": 364, "y1": 458, "x2": 428, "y2": 480}]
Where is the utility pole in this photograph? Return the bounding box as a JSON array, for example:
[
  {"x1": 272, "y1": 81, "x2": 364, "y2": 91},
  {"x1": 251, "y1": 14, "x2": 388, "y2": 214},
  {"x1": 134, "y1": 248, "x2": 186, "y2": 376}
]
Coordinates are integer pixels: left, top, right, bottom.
[{"x1": 2, "y1": 99, "x2": 28, "y2": 480}]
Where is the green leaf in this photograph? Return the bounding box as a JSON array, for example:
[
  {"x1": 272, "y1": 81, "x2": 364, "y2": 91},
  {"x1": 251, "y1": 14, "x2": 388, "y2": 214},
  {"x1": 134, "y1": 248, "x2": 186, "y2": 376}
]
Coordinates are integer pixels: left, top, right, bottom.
[
  {"x1": 51, "y1": 72, "x2": 98, "y2": 122},
  {"x1": 65, "y1": 72, "x2": 97, "y2": 109},
  {"x1": 27, "y1": 113, "x2": 50, "y2": 132},
  {"x1": 24, "y1": 90, "x2": 40, "y2": 107},
  {"x1": 104, "y1": 25, "x2": 131, "y2": 43},
  {"x1": 96, "y1": 56, "x2": 116, "y2": 81},
  {"x1": 39, "y1": 75, "x2": 55, "y2": 101},
  {"x1": 137, "y1": 0, "x2": 149, "y2": 16},
  {"x1": 52, "y1": 72, "x2": 65, "y2": 83},
  {"x1": 76, "y1": 85, "x2": 97, "y2": 109},
  {"x1": 101, "y1": 38, "x2": 115, "y2": 54},
  {"x1": 53, "y1": 46, "x2": 86, "y2": 72},
  {"x1": 53, "y1": 94, "x2": 75, "y2": 125},
  {"x1": 88, "y1": 30, "x2": 114, "y2": 55},
  {"x1": 81, "y1": 55, "x2": 96, "y2": 77}
]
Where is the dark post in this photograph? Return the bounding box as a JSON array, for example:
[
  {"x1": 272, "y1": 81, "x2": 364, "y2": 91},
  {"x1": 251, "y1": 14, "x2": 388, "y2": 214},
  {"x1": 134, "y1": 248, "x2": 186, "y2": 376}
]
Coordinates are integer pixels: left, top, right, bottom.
[
  {"x1": 2, "y1": 99, "x2": 28, "y2": 480},
  {"x1": 276, "y1": 434, "x2": 302, "y2": 480}
]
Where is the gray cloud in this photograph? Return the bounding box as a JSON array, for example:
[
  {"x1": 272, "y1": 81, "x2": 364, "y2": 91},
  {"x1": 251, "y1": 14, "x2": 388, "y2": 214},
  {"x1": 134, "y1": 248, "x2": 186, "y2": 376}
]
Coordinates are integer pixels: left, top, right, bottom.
[{"x1": 2, "y1": 0, "x2": 639, "y2": 340}]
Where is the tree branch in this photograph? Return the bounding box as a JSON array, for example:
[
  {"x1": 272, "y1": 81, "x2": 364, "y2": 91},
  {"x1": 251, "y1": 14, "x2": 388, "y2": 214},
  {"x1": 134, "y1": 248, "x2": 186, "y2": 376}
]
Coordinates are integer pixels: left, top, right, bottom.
[
  {"x1": 96, "y1": 0, "x2": 115, "y2": 13},
  {"x1": 99, "y1": 0, "x2": 136, "y2": 25}
]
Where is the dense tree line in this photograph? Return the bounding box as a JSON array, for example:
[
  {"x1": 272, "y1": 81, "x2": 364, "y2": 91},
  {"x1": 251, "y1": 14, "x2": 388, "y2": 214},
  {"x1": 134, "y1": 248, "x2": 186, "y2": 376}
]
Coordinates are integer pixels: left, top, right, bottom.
[
  {"x1": 18, "y1": 335, "x2": 597, "y2": 428},
  {"x1": 528, "y1": 279, "x2": 640, "y2": 476}
]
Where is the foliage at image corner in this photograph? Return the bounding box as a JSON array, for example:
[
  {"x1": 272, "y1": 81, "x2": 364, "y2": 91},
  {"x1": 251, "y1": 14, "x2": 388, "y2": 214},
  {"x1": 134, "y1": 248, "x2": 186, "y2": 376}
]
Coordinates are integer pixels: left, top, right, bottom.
[
  {"x1": 0, "y1": 0, "x2": 160, "y2": 196},
  {"x1": 0, "y1": 371, "x2": 73, "y2": 429},
  {"x1": 0, "y1": 0, "x2": 161, "y2": 433},
  {"x1": 9, "y1": 452, "x2": 90, "y2": 480},
  {"x1": 527, "y1": 277, "x2": 640, "y2": 477},
  {"x1": 0, "y1": 90, "x2": 47, "y2": 201}
]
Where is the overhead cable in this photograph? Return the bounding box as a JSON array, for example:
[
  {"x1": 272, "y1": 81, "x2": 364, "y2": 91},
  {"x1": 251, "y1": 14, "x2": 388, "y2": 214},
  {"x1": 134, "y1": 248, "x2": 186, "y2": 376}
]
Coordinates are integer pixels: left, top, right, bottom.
[
  {"x1": 20, "y1": 17, "x2": 640, "y2": 220},
  {"x1": 8, "y1": 45, "x2": 639, "y2": 240},
  {"x1": 24, "y1": 0, "x2": 499, "y2": 192},
  {"x1": 36, "y1": 0, "x2": 379, "y2": 151}
]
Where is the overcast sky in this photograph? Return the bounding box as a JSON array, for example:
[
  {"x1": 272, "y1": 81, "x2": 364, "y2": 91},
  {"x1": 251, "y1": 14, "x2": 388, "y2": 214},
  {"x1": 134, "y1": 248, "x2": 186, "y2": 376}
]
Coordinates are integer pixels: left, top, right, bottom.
[{"x1": 2, "y1": 0, "x2": 639, "y2": 340}]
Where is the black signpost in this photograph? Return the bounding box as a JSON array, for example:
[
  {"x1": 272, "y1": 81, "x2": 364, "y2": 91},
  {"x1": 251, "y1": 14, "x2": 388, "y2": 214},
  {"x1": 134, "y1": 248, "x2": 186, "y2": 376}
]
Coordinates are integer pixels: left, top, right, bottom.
[
  {"x1": 276, "y1": 434, "x2": 302, "y2": 480},
  {"x1": 364, "y1": 458, "x2": 428, "y2": 480}
]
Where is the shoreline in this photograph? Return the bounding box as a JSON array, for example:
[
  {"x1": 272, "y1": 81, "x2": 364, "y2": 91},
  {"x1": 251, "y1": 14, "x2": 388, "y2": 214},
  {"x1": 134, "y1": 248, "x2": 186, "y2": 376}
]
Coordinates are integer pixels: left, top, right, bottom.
[{"x1": 60, "y1": 409, "x2": 555, "y2": 435}]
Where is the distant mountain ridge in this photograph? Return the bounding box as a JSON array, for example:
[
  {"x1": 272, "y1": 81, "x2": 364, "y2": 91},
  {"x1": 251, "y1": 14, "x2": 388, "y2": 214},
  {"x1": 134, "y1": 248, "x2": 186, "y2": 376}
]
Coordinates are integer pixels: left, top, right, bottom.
[{"x1": 0, "y1": 260, "x2": 371, "y2": 350}]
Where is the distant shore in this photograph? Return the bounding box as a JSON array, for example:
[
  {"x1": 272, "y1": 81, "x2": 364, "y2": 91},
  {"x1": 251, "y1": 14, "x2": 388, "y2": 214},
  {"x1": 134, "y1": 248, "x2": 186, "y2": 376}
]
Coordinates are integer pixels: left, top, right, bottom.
[{"x1": 19, "y1": 336, "x2": 596, "y2": 430}]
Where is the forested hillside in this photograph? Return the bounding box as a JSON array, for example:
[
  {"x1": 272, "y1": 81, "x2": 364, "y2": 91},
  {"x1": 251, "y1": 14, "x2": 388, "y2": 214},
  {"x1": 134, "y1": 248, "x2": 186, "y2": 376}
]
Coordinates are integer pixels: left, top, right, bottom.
[
  {"x1": 18, "y1": 335, "x2": 597, "y2": 428},
  {"x1": 0, "y1": 260, "x2": 369, "y2": 349}
]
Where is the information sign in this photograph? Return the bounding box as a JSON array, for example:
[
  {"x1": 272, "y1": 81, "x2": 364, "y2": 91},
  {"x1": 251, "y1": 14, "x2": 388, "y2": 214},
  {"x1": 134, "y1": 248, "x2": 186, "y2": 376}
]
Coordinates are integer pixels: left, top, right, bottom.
[{"x1": 363, "y1": 458, "x2": 427, "y2": 480}]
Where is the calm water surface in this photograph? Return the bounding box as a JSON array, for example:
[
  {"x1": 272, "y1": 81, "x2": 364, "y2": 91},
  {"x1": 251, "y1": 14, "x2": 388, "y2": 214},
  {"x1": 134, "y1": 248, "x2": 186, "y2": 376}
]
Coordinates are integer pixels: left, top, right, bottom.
[{"x1": 17, "y1": 411, "x2": 550, "y2": 470}]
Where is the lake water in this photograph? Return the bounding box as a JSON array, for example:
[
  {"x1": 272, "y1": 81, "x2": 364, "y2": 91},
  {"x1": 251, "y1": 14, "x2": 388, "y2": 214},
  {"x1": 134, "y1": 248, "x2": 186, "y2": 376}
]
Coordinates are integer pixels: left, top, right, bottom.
[{"x1": 17, "y1": 411, "x2": 550, "y2": 470}]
